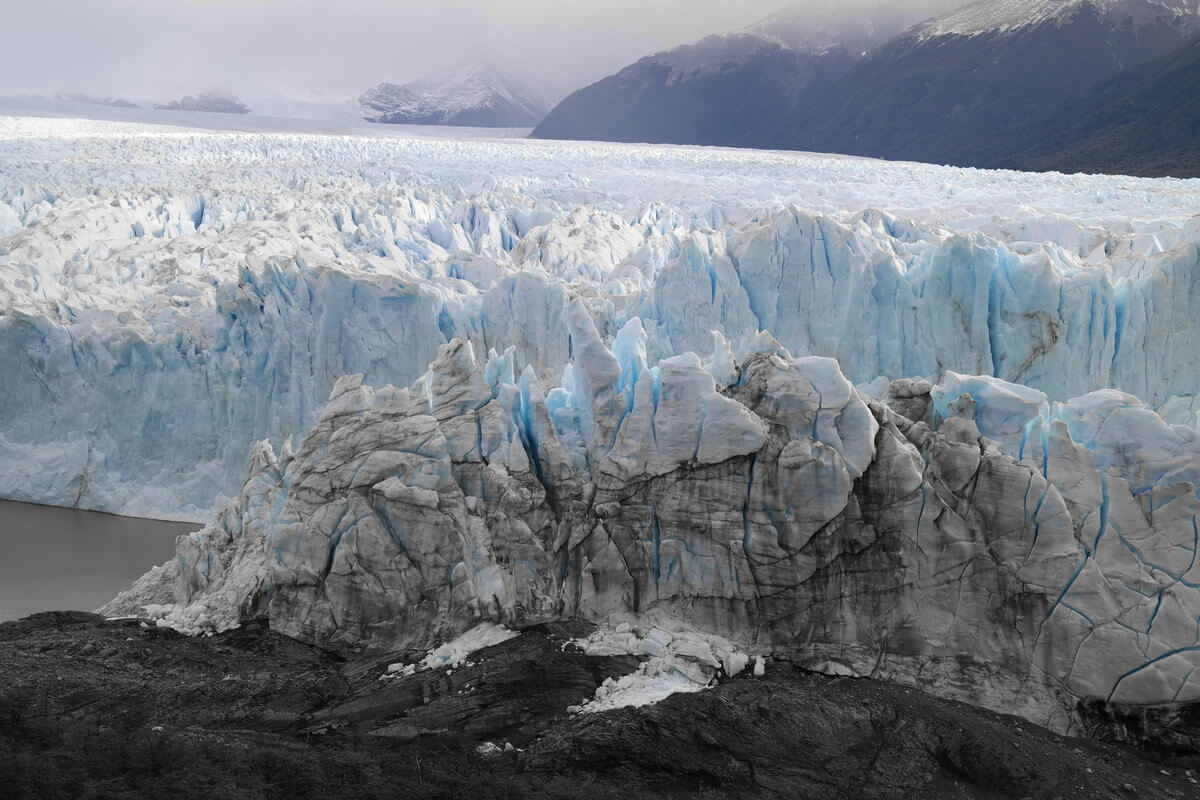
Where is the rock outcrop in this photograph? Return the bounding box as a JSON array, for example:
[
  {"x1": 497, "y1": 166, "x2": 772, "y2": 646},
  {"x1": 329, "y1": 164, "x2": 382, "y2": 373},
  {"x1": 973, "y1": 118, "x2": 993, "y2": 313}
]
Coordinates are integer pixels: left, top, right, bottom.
[
  {"x1": 7, "y1": 613, "x2": 1196, "y2": 799},
  {"x1": 107, "y1": 317, "x2": 1200, "y2": 730}
]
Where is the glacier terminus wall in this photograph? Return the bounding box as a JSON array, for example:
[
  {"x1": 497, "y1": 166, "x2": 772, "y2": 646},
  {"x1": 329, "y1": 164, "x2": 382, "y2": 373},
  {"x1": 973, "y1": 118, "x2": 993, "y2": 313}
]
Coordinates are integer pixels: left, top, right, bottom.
[
  {"x1": 2, "y1": 116, "x2": 1200, "y2": 520},
  {"x1": 104, "y1": 326, "x2": 1200, "y2": 730}
]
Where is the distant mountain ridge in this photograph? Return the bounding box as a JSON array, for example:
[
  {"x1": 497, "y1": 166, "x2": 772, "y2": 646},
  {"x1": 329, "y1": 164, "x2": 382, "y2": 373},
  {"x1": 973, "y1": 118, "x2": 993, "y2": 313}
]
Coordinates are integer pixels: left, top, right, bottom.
[
  {"x1": 741, "y1": 0, "x2": 962, "y2": 53},
  {"x1": 912, "y1": 0, "x2": 1198, "y2": 38},
  {"x1": 533, "y1": 1, "x2": 946, "y2": 148},
  {"x1": 533, "y1": 0, "x2": 1200, "y2": 177},
  {"x1": 155, "y1": 92, "x2": 250, "y2": 114},
  {"x1": 361, "y1": 64, "x2": 551, "y2": 127},
  {"x1": 784, "y1": 0, "x2": 1200, "y2": 170},
  {"x1": 532, "y1": 33, "x2": 852, "y2": 148},
  {"x1": 154, "y1": 92, "x2": 250, "y2": 115}
]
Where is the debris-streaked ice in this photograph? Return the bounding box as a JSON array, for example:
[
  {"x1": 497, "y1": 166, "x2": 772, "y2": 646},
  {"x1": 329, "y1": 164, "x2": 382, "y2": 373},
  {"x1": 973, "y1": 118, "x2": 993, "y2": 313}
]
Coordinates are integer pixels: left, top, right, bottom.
[{"x1": 104, "y1": 328, "x2": 1200, "y2": 731}]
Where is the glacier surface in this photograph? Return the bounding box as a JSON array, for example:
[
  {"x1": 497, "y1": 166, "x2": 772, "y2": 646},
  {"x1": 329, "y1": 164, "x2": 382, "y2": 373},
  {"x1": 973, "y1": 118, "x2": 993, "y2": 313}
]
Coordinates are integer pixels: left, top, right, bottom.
[{"x1": 2, "y1": 114, "x2": 1199, "y2": 520}]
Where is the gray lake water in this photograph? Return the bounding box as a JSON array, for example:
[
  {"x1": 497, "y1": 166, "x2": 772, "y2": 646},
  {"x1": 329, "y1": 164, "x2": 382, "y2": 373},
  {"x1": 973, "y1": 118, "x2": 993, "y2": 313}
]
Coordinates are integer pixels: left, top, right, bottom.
[{"x1": 0, "y1": 500, "x2": 199, "y2": 622}]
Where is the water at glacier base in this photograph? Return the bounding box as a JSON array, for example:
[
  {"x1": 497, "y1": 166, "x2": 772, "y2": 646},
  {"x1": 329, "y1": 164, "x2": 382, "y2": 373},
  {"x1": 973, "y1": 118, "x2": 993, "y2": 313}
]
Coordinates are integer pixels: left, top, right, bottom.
[{"x1": 0, "y1": 501, "x2": 197, "y2": 622}]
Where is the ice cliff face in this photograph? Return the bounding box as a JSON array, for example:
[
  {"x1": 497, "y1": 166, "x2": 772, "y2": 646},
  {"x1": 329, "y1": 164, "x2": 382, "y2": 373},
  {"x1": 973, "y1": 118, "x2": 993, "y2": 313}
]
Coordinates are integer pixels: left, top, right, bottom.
[
  {"x1": 2, "y1": 117, "x2": 1199, "y2": 521},
  {"x1": 107, "y1": 320, "x2": 1200, "y2": 729}
]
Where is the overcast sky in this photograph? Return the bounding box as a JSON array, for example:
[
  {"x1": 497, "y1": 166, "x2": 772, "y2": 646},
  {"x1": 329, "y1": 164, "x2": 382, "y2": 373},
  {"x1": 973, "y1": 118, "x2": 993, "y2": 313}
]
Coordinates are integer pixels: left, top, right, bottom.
[{"x1": 0, "y1": 1, "x2": 959, "y2": 103}]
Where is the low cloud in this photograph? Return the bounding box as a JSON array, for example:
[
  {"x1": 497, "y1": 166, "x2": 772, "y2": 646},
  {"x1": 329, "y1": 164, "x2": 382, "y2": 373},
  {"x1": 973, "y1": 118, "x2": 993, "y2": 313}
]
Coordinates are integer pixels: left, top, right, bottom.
[{"x1": 1, "y1": 1, "x2": 965, "y2": 102}]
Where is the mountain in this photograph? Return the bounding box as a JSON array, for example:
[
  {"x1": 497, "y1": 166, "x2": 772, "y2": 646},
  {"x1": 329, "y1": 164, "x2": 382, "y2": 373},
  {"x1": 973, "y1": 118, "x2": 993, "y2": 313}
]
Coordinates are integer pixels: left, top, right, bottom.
[
  {"x1": 533, "y1": 1, "x2": 949, "y2": 145},
  {"x1": 742, "y1": 0, "x2": 964, "y2": 54},
  {"x1": 534, "y1": 0, "x2": 1200, "y2": 176},
  {"x1": 1013, "y1": 34, "x2": 1200, "y2": 175},
  {"x1": 532, "y1": 33, "x2": 853, "y2": 147},
  {"x1": 787, "y1": 0, "x2": 1200, "y2": 169},
  {"x1": 156, "y1": 92, "x2": 250, "y2": 114},
  {"x1": 7, "y1": 614, "x2": 1196, "y2": 800},
  {"x1": 360, "y1": 63, "x2": 551, "y2": 127}
]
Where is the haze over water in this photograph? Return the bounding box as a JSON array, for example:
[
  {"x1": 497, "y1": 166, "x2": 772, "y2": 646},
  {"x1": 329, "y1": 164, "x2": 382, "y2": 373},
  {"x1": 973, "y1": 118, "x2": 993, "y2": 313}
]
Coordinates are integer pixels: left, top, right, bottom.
[{"x1": 0, "y1": 500, "x2": 196, "y2": 622}]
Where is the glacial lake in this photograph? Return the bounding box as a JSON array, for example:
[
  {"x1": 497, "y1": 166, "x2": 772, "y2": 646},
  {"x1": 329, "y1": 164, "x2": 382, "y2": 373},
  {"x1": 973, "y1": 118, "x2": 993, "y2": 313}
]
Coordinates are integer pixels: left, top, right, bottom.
[{"x1": 0, "y1": 500, "x2": 199, "y2": 622}]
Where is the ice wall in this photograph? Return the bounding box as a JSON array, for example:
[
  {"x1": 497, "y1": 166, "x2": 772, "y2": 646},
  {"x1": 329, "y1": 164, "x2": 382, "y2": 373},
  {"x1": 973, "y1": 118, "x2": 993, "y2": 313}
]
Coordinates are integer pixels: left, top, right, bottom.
[
  {"x1": 105, "y1": 330, "x2": 1200, "y2": 730},
  {"x1": 2, "y1": 116, "x2": 1199, "y2": 518}
]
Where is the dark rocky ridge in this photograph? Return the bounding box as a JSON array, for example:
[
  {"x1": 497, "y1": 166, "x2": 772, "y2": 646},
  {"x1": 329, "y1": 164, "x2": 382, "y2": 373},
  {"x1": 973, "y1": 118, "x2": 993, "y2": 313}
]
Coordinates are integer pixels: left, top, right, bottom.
[
  {"x1": 533, "y1": 1, "x2": 1200, "y2": 177},
  {"x1": 532, "y1": 35, "x2": 855, "y2": 148},
  {"x1": 782, "y1": 2, "x2": 1199, "y2": 172},
  {"x1": 2, "y1": 611, "x2": 1197, "y2": 799},
  {"x1": 1011, "y1": 35, "x2": 1200, "y2": 176}
]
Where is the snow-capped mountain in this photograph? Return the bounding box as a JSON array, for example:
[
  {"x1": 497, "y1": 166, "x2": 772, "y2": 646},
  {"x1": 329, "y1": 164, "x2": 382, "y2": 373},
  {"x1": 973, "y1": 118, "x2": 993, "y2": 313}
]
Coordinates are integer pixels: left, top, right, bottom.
[
  {"x1": 535, "y1": 0, "x2": 1200, "y2": 175},
  {"x1": 783, "y1": 0, "x2": 1200, "y2": 170},
  {"x1": 741, "y1": 0, "x2": 959, "y2": 54},
  {"x1": 533, "y1": 2, "x2": 943, "y2": 146},
  {"x1": 533, "y1": 31, "x2": 851, "y2": 147},
  {"x1": 360, "y1": 63, "x2": 551, "y2": 127},
  {"x1": 913, "y1": 0, "x2": 1199, "y2": 38}
]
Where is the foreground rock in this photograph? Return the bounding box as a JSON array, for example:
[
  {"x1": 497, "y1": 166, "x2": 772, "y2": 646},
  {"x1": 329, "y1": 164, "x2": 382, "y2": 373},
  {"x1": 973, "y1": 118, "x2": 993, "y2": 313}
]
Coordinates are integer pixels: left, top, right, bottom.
[
  {"x1": 2, "y1": 612, "x2": 1197, "y2": 800},
  {"x1": 106, "y1": 326, "x2": 1200, "y2": 732}
]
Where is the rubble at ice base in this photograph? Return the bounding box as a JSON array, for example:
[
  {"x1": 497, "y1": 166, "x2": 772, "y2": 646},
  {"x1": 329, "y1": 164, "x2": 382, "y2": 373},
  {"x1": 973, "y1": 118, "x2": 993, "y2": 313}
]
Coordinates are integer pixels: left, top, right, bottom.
[
  {"x1": 3, "y1": 116, "x2": 1200, "y2": 520},
  {"x1": 565, "y1": 621, "x2": 767, "y2": 713},
  {"x1": 105, "y1": 318, "x2": 1200, "y2": 732}
]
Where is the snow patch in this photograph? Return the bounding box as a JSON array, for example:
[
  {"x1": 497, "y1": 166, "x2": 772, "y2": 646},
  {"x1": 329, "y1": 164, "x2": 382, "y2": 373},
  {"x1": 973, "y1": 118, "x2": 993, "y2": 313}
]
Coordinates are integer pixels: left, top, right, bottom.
[
  {"x1": 568, "y1": 622, "x2": 762, "y2": 713},
  {"x1": 382, "y1": 622, "x2": 519, "y2": 678},
  {"x1": 141, "y1": 602, "x2": 222, "y2": 635}
]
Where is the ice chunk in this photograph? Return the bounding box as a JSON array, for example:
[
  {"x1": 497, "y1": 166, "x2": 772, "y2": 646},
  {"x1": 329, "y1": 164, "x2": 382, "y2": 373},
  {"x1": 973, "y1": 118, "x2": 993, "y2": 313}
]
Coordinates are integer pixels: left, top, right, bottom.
[{"x1": 419, "y1": 623, "x2": 519, "y2": 671}]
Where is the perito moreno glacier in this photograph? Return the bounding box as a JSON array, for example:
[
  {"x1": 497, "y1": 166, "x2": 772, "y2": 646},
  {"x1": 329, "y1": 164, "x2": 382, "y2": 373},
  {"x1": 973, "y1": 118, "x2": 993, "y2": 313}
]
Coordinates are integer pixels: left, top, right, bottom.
[{"x1": 5, "y1": 115, "x2": 1200, "y2": 729}]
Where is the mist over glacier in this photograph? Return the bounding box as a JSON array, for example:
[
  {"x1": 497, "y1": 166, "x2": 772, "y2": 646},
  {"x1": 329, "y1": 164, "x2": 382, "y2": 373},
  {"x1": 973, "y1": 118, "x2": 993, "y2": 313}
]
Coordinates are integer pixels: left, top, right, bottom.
[{"x1": 1, "y1": 115, "x2": 1199, "y2": 522}]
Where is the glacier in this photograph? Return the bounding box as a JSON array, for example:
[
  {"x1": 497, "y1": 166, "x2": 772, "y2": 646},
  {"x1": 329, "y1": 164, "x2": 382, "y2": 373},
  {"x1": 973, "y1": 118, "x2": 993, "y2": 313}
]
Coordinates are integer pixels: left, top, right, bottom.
[
  {"x1": 2, "y1": 115, "x2": 1200, "y2": 520},
  {"x1": 104, "y1": 326, "x2": 1200, "y2": 731},
  {"x1": 5, "y1": 112, "x2": 1200, "y2": 731}
]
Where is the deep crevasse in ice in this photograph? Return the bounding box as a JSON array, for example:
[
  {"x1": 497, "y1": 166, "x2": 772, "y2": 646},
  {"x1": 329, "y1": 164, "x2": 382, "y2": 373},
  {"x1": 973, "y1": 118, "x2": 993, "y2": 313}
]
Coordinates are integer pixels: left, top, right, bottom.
[{"x1": 2, "y1": 115, "x2": 1199, "y2": 520}]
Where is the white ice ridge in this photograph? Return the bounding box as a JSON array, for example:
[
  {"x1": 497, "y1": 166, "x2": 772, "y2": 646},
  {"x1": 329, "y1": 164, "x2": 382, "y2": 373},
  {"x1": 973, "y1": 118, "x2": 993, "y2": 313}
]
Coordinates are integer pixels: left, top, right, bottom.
[
  {"x1": 566, "y1": 622, "x2": 763, "y2": 714},
  {"x1": 105, "y1": 329, "x2": 1200, "y2": 731},
  {"x1": 1, "y1": 114, "x2": 1199, "y2": 519},
  {"x1": 382, "y1": 622, "x2": 519, "y2": 678}
]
